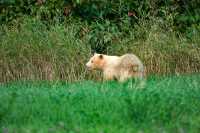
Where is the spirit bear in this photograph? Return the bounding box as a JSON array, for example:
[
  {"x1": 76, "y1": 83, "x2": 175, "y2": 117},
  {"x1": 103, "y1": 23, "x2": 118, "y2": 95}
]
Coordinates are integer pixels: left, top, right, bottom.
[{"x1": 86, "y1": 53, "x2": 146, "y2": 82}]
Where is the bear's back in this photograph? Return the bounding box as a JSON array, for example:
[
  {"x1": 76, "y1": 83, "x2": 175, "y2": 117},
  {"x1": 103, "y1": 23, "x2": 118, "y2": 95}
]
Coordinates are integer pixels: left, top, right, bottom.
[{"x1": 120, "y1": 54, "x2": 143, "y2": 67}]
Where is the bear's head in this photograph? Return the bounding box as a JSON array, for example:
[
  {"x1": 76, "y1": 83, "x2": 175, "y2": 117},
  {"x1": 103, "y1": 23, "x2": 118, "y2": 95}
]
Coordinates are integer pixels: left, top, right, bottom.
[{"x1": 86, "y1": 53, "x2": 105, "y2": 70}]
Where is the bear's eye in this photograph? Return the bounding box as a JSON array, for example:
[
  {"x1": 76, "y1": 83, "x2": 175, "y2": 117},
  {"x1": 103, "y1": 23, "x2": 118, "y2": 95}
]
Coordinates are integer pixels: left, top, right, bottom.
[
  {"x1": 99, "y1": 54, "x2": 103, "y2": 59},
  {"x1": 91, "y1": 60, "x2": 93, "y2": 63}
]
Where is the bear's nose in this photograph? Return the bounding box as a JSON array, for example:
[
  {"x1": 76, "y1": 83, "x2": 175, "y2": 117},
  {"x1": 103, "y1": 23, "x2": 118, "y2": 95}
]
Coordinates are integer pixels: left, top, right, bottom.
[{"x1": 86, "y1": 62, "x2": 90, "y2": 68}]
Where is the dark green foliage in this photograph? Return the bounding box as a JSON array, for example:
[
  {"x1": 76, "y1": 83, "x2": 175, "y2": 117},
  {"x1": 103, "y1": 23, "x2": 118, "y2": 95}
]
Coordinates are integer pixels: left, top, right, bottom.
[
  {"x1": 88, "y1": 20, "x2": 121, "y2": 53},
  {"x1": 0, "y1": 75, "x2": 200, "y2": 132},
  {"x1": 1, "y1": 0, "x2": 199, "y2": 29},
  {"x1": 0, "y1": 0, "x2": 65, "y2": 24}
]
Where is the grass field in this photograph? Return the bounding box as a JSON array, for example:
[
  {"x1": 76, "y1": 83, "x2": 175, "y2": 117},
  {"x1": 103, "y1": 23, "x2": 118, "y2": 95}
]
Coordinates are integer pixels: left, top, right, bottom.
[{"x1": 0, "y1": 74, "x2": 200, "y2": 133}]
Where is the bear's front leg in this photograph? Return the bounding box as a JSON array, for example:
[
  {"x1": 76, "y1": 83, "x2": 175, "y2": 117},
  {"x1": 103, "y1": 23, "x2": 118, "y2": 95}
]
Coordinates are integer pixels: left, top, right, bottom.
[
  {"x1": 103, "y1": 70, "x2": 115, "y2": 81},
  {"x1": 103, "y1": 74, "x2": 114, "y2": 81}
]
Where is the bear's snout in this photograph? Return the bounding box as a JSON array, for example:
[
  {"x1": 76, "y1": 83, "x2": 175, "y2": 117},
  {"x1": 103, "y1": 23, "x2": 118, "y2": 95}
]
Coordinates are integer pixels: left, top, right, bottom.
[{"x1": 86, "y1": 62, "x2": 92, "y2": 70}]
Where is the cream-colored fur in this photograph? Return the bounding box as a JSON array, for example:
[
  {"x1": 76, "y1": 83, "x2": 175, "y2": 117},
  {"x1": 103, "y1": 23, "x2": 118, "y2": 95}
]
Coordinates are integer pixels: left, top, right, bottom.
[{"x1": 86, "y1": 53, "x2": 146, "y2": 82}]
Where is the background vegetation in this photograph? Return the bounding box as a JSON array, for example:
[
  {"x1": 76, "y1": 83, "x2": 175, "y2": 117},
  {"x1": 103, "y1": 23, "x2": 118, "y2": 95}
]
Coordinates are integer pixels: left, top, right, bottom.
[{"x1": 0, "y1": 0, "x2": 200, "y2": 81}]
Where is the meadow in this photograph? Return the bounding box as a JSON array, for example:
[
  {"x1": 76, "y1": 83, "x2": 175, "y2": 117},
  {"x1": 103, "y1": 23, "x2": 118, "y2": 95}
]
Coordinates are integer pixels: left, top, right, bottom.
[{"x1": 0, "y1": 74, "x2": 200, "y2": 133}]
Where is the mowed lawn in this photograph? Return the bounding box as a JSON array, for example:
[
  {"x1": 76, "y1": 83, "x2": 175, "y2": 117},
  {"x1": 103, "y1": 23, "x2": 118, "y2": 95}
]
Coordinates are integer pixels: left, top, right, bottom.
[{"x1": 0, "y1": 74, "x2": 200, "y2": 133}]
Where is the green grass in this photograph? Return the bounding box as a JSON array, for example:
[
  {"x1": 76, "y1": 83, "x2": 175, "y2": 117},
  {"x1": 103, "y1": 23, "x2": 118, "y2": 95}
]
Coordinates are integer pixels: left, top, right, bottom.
[{"x1": 0, "y1": 74, "x2": 200, "y2": 133}]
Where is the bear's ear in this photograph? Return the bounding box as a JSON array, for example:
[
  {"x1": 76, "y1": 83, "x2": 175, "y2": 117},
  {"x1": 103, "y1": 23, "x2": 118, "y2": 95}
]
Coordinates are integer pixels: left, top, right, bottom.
[{"x1": 99, "y1": 54, "x2": 103, "y2": 59}]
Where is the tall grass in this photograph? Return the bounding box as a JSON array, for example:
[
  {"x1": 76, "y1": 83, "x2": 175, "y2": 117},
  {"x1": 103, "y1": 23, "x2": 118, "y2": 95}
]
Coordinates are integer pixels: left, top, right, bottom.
[
  {"x1": 114, "y1": 18, "x2": 200, "y2": 75},
  {"x1": 0, "y1": 17, "x2": 200, "y2": 82},
  {"x1": 0, "y1": 74, "x2": 200, "y2": 132},
  {"x1": 0, "y1": 17, "x2": 91, "y2": 82}
]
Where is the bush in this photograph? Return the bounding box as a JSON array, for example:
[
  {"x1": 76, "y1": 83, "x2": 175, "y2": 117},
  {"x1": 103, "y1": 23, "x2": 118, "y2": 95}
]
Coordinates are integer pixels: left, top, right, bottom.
[{"x1": 1, "y1": 0, "x2": 199, "y2": 31}]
